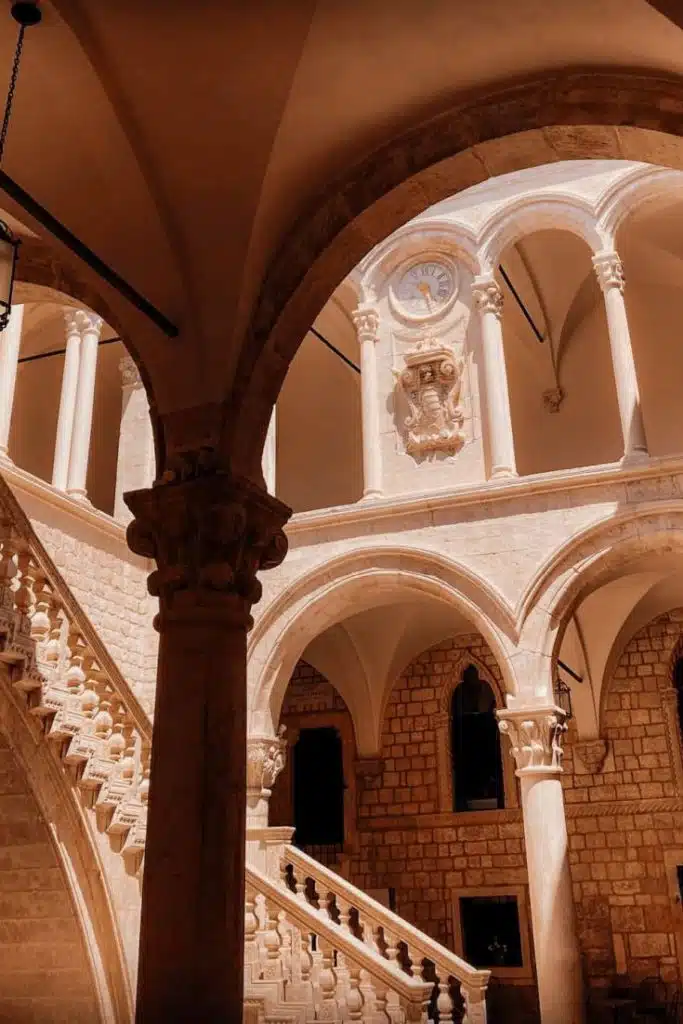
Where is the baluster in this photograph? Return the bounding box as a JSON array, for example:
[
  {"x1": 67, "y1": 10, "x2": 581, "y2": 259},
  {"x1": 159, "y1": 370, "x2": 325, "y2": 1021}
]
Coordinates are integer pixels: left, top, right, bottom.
[
  {"x1": 262, "y1": 904, "x2": 283, "y2": 982},
  {"x1": 28, "y1": 570, "x2": 50, "y2": 650},
  {"x1": 245, "y1": 888, "x2": 259, "y2": 968},
  {"x1": 310, "y1": 934, "x2": 323, "y2": 1013},
  {"x1": 347, "y1": 968, "x2": 364, "y2": 1022},
  {"x1": 43, "y1": 589, "x2": 63, "y2": 672},
  {"x1": 357, "y1": 913, "x2": 380, "y2": 953},
  {"x1": 437, "y1": 979, "x2": 454, "y2": 1023},
  {"x1": 375, "y1": 986, "x2": 393, "y2": 1024},
  {"x1": 462, "y1": 983, "x2": 487, "y2": 1024},
  {"x1": 335, "y1": 949, "x2": 351, "y2": 1015},
  {"x1": 337, "y1": 896, "x2": 353, "y2": 937},
  {"x1": 384, "y1": 930, "x2": 400, "y2": 972},
  {"x1": 319, "y1": 938, "x2": 339, "y2": 1019}
]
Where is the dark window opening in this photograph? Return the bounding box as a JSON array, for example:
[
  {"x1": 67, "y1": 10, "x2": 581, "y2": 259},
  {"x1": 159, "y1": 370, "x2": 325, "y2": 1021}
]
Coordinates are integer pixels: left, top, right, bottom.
[
  {"x1": 451, "y1": 665, "x2": 504, "y2": 812},
  {"x1": 460, "y1": 895, "x2": 523, "y2": 969},
  {"x1": 674, "y1": 656, "x2": 683, "y2": 744},
  {"x1": 293, "y1": 726, "x2": 345, "y2": 848},
  {"x1": 677, "y1": 865, "x2": 683, "y2": 905}
]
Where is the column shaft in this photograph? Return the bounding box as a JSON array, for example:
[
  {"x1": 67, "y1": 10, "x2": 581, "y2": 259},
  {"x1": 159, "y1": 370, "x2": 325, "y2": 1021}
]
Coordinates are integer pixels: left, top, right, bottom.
[
  {"x1": 499, "y1": 705, "x2": 584, "y2": 1024},
  {"x1": 0, "y1": 305, "x2": 24, "y2": 459},
  {"x1": 52, "y1": 312, "x2": 81, "y2": 489},
  {"x1": 67, "y1": 313, "x2": 103, "y2": 499},
  {"x1": 354, "y1": 306, "x2": 382, "y2": 498},
  {"x1": 114, "y1": 354, "x2": 155, "y2": 522},
  {"x1": 126, "y1": 472, "x2": 290, "y2": 1022},
  {"x1": 593, "y1": 251, "x2": 648, "y2": 461},
  {"x1": 262, "y1": 407, "x2": 277, "y2": 495},
  {"x1": 472, "y1": 278, "x2": 517, "y2": 478}
]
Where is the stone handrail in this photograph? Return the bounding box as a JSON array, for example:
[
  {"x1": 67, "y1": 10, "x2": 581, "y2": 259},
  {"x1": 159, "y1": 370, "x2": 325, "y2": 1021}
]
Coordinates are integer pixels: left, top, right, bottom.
[
  {"x1": 246, "y1": 861, "x2": 434, "y2": 1021},
  {"x1": 281, "y1": 843, "x2": 489, "y2": 1022},
  {"x1": 0, "y1": 472, "x2": 151, "y2": 871}
]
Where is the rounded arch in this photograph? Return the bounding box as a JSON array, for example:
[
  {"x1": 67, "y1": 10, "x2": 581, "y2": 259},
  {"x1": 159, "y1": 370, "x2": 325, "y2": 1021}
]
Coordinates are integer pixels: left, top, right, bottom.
[
  {"x1": 597, "y1": 164, "x2": 683, "y2": 240},
  {"x1": 248, "y1": 546, "x2": 518, "y2": 751},
  {"x1": 231, "y1": 69, "x2": 683, "y2": 478},
  {"x1": 477, "y1": 193, "x2": 604, "y2": 271},
  {"x1": 0, "y1": 669, "x2": 132, "y2": 1021},
  {"x1": 519, "y1": 505, "x2": 683, "y2": 671}
]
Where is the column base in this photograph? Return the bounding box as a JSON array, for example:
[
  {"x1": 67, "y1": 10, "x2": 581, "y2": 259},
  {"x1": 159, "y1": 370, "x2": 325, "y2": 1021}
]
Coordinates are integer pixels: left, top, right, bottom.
[
  {"x1": 0, "y1": 448, "x2": 13, "y2": 466},
  {"x1": 620, "y1": 450, "x2": 649, "y2": 468},
  {"x1": 66, "y1": 488, "x2": 92, "y2": 506},
  {"x1": 361, "y1": 489, "x2": 383, "y2": 501},
  {"x1": 490, "y1": 466, "x2": 518, "y2": 481}
]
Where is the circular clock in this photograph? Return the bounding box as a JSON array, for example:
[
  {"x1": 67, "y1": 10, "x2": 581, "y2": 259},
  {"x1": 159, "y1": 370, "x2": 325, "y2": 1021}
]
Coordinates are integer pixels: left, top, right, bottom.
[{"x1": 391, "y1": 259, "x2": 457, "y2": 320}]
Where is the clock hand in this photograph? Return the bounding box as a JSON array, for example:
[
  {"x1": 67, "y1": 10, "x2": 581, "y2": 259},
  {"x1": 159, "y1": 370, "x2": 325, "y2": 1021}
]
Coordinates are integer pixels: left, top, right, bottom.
[{"x1": 417, "y1": 281, "x2": 433, "y2": 310}]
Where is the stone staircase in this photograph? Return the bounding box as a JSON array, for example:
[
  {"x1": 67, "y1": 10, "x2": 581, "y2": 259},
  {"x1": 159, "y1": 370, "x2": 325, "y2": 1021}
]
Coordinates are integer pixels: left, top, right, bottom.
[{"x1": 0, "y1": 472, "x2": 490, "y2": 1023}]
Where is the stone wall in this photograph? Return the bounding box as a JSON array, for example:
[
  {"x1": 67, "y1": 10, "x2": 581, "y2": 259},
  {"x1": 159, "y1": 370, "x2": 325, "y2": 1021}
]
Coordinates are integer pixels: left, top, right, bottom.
[{"x1": 0, "y1": 731, "x2": 99, "y2": 1021}]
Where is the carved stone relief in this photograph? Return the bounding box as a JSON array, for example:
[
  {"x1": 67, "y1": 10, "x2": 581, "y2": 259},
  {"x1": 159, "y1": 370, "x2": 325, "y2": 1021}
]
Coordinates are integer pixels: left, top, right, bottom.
[{"x1": 395, "y1": 338, "x2": 465, "y2": 457}]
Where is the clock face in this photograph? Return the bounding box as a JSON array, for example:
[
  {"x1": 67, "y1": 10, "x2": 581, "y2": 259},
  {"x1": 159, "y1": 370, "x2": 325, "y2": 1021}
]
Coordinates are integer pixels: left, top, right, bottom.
[{"x1": 393, "y1": 260, "x2": 456, "y2": 319}]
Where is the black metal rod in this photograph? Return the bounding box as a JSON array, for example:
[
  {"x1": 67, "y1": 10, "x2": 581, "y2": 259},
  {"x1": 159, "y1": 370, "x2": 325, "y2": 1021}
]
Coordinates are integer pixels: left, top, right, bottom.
[
  {"x1": 309, "y1": 325, "x2": 360, "y2": 374},
  {"x1": 499, "y1": 264, "x2": 544, "y2": 344},
  {"x1": 17, "y1": 335, "x2": 122, "y2": 366},
  {"x1": 558, "y1": 658, "x2": 584, "y2": 683},
  {"x1": 0, "y1": 171, "x2": 179, "y2": 338}
]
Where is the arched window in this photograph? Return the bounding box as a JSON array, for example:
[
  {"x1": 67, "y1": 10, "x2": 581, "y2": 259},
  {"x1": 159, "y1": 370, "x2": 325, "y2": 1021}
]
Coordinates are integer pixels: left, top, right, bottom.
[
  {"x1": 451, "y1": 665, "x2": 504, "y2": 812},
  {"x1": 673, "y1": 656, "x2": 683, "y2": 742}
]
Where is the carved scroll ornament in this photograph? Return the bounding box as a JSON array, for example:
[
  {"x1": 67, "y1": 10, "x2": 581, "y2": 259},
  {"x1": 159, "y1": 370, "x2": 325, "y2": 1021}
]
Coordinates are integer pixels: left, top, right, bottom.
[{"x1": 396, "y1": 340, "x2": 465, "y2": 457}]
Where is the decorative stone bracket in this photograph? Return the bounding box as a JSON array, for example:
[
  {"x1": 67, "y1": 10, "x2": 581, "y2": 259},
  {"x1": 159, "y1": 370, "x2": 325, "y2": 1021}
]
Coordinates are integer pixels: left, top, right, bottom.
[
  {"x1": 395, "y1": 338, "x2": 465, "y2": 457},
  {"x1": 574, "y1": 737, "x2": 609, "y2": 774},
  {"x1": 497, "y1": 705, "x2": 568, "y2": 774},
  {"x1": 247, "y1": 729, "x2": 287, "y2": 827},
  {"x1": 354, "y1": 756, "x2": 385, "y2": 787}
]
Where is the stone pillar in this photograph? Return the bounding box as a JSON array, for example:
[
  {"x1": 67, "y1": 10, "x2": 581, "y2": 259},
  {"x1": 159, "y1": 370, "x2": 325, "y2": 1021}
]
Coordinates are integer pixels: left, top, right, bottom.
[
  {"x1": 114, "y1": 353, "x2": 155, "y2": 523},
  {"x1": 0, "y1": 304, "x2": 24, "y2": 461},
  {"x1": 125, "y1": 469, "x2": 290, "y2": 1022},
  {"x1": 262, "y1": 407, "x2": 277, "y2": 495},
  {"x1": 52, "y1": 309, "x2": 82, "y2": 489},
  {"x1": 353, "y1": 305, "x2": 383, "y2": 499},
  {"x1": 498, "y1": 705, "x2": 584, "y2": 1024},
  {"x1": 472, "y1": 277, "x2": 517, "y2": 479},
  {"x1": 246, "y1": 729, "x2": 287, "y2": 828},
  {"x1": 66, "y1": 312, "x2": 103, "y2": 500},
  {"x1": 592, "y1": 250, "x2": 648, "y2": 463}
]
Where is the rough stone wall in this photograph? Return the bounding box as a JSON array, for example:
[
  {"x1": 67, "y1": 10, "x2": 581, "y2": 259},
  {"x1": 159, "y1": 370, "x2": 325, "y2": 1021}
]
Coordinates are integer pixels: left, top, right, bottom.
[
  {"x1": 0, "y1": 731, "x2": 99, "y2": 1021},
  {"x1": 565, "y1": 609, "x2": 683, "y2": 988}
]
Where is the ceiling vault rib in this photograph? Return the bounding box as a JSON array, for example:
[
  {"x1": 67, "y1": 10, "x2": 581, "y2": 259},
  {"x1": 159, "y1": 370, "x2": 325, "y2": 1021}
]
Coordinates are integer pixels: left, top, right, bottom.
[{"x1": 0, "y1": 171, "x2": 178, "y2": 338}]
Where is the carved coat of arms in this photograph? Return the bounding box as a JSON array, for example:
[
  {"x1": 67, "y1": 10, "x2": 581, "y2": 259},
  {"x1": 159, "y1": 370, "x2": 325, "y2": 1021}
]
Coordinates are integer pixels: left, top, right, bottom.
[{"x1": 396, "y1": 340, "x2": 465, "y2": 456}]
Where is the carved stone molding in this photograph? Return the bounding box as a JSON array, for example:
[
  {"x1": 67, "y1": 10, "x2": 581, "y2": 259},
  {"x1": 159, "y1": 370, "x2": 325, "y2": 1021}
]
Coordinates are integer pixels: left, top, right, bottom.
[
  {"x1": 125, "y1": 472, "x2": 290, "y2": 627},
  {"x1": 592, "y1": 250, "x2": 625, "y2": 293},
  {"x1": 573, "y1": 738, "x2": 608, "y2": 774},
  {"x1": 352, "y1": 305, "x2": 379, "y2": 344},
  {"x1": 119, "y1": 352, "x2": 142, "y2": 389},
  {"x1": 396, "y1": 339, "x2": 465, "y2": 457},
  {"x1": 542, "y1": 387, "x2": 565, "y2": 413},
  {"x1": 354, "y1": 757, "x2": 385, "y2": 785},
  {"x1": 471, "y1": 279, "x2": 504, "y2": 319},
  {"x1": 247, "y1": 729, "x2": 287, "y2": 798},
  {"x1": 497, "y1": 705, "x2": 568, "y2": 774}
]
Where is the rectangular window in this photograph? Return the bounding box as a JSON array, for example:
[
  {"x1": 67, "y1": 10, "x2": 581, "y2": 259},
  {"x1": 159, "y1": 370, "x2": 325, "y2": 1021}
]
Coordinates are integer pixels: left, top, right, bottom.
[{"x1": 459, "y1": 894, "x2": 524, "y2": 969}]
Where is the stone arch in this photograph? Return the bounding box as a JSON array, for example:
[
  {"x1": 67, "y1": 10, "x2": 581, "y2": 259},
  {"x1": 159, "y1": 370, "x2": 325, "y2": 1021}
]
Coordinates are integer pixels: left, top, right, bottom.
[
  {"x1": 0, "y1": 664, "x2": 132, "y2": 1021},
  {"x1": 477, "y1": 193, "x2": 604, "y2": 271},
  {"x1": 518, "y1": 505, "x2": 683, "y2": 690},
  {"x1": 231, "y1": 69, "x2": 683, "y2": 478},
  {"x1": 248, "y1": 545, "x2": 518, "y2": 752},
  {"x1": 597, "y1": 164, "x2": 683, "y2": 240}
]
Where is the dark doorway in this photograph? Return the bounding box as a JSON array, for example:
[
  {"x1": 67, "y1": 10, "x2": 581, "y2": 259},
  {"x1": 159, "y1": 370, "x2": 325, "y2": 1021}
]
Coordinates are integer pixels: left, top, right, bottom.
[
  {"x1": 451, "y1": 665, "x2": 504, "y2": 812},
  {"x1": 459, "y1": 894, "x2": 523, "y2": 969},
  {"x1": 293, "y1": 727, "x2": 345, "y2": 848}
]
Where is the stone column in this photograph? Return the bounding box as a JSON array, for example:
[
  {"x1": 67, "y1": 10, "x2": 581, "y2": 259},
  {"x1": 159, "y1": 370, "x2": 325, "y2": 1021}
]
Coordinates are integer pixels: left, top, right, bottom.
[
  {"x1": 246, "y1": 729, "x2": 287, "y2": 828},
  {"x1": 262, "y1": 407, "x2": 277, "y2": 495},
  {"x1": 353, "y1": 305, "x2": 383, "y2": 499},
  {"x1": 114, "y1": 353, "x2": 155, "y2": 523},
  {"x1": 66, "y1": 311, "x2": 103, "y2": 500},
  {"x1": 125, "y1": 469, "x2": 290, "y2": 1023},
  {"x1": 52, "y1": 310, "x2": 83, "y2": 489},
  {"x1": 0, "y1": 304, "x2": 24, "y2": 461},
  {"x1": 498, "y1": 705, "x2": 584, "y2": 1024},
  {"x1": 472, "y1": 277, "x2": 517, "y2": 479},
  {"x1": 592, "y1": 250, "x2": 648, "y2": 463}
]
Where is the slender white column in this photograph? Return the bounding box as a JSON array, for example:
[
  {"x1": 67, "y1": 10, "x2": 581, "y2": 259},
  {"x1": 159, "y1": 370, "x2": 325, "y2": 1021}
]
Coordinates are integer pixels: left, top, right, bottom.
[
  {"x1": 66, "y1": 311, "x2": 103, "y2": 500},
  {"x1": 262, "y1": 407, "x2": 277, "y2": 495},
  {"x1": 0, "y1": 304, "x2": 24, "y2": 461},
  {"x1": 498, "y1": 705, "x2": 584, "y2": 1024},
  {"x1": 52, "y1": 310, "x2": 83, "y2": 489},
  {"x1": 353, "y1": 305, "x2": 382, "y2": 499},
  {"x1": 114, "y1": 353, "x2": 156, "y2": 522},
  {"x1": 471, "y1": 277, "x2": 517, "y2": 479},
  {"x1": 592, "y1": 250, "x2": 648, "y2": 462}
]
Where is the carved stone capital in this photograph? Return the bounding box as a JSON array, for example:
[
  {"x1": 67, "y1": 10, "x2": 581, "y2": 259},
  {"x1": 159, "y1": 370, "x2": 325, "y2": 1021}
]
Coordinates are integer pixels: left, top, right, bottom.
[
  {"x1": 497, "y1": 705, "x2": 568, "y2": 775},
  {"x1": 574, "y1": 738, "x2": 608, "y2": 774},
  {"x1": 124, "y1": 471, "x2": 290, "y2": 627},
  {"x1": 247, "y1": 730, "x2": 287, "y2": 797},
  {"x1": 352, "y1": 305, "x2": 380, "y2": 344},
  {"x1": 472, "y1": 278, "x2": 504, "y2": 319},
  {"x1": 592, "y1": 250, "x2": 625, "y2": 293},
  {"x1": 119, "y1": 353, "x2": 142, "y2": 389},
  {"x1": 64, "y1": 308, "x2": 104, "y2": 338}
]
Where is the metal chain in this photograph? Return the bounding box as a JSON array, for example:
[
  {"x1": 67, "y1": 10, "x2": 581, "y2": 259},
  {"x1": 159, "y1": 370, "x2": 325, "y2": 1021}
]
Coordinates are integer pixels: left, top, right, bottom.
[{"x1": 0, "y1": 22, "x2": 26, "y2": 166}]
